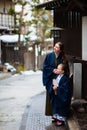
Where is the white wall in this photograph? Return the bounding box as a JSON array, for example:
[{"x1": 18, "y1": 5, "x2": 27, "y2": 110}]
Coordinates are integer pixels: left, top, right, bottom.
[
  {"x1": 82, "y1": 16, "x2": 87, "y2": 60},
  {"x1": 0, "y1": 41, "x2": 1, "y2": 63}
]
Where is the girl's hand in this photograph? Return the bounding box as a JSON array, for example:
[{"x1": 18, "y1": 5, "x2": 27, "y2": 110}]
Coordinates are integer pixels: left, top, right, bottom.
[
  {"x1": 53, "y1": 85, "x2": 57, "y2": 95},
  {"x1": 53, "y1": 69, "x2": 58, "y2": 74},
  {"x1": 53, "y1": 85, "x2": 57, "y2": 90}
]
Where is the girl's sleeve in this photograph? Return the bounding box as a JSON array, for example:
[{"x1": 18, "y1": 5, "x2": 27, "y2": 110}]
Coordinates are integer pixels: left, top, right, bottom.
[{"x1": 57, "y1": 80, "x2": 71, "y2": 104}]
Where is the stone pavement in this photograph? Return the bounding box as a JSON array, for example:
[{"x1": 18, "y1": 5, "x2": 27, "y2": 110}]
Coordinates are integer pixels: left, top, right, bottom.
[
  {"x1": 0, "y1": 72, "x2": 86, "y2": 130},
  {"x1": 19, "y1": 91, "x2": 80, "y2": 130},
  {"x1": 74, "y1": 111, "x2": 87, "y2": 130},
  {"x1": 71, "y1": 99, "x2": 87, "y2": 130},
  {"x1": 19, "y1": 91, "x2": 67, "y2": 130}
]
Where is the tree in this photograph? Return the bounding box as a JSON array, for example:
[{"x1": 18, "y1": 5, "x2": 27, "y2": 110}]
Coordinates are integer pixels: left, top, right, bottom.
[
  {"x1": 9, "y1": 0, "x2": 53, "y2": 47},
  {"x1": 9, "y1": 0, "x2": 28, "y2": 46},
  {"x1": 9, "y1": 0, "x2": 53, "y2": 56},
  {"x1": 27, "y1": 0, "x2": 53, "y2": 54}
]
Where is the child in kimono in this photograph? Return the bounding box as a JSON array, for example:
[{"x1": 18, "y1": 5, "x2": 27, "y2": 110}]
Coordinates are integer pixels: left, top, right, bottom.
[{"x1": 52, "y1": 63, "x2": 71, "y2": 126}]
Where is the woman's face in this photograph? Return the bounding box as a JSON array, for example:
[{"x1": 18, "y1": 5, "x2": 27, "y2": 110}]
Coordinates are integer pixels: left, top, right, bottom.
[{"x1": 54, "y1": 43, "x2": 61, "y2": 54}]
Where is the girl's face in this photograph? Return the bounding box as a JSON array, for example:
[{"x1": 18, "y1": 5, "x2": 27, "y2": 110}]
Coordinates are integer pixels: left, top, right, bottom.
[
  {"x1": 57, "y1": 64, "x2": 64, "y2": 74},
  {"x1": 54, "y1": 43, "x2": 61, "y2": 54}
]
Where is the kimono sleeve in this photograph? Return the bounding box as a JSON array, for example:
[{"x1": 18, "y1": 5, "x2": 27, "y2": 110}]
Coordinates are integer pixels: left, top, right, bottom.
[
  {"x1": 57, "y1": 79, "x2": 71, "y2": 105},
  {"x1": 42, "y1": 53, "x2": 54, "y2": 86}
]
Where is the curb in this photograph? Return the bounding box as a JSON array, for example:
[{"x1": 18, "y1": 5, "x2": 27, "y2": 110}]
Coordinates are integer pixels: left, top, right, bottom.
[
  {"x1": 0, "y1": 72, "x2": 12, "y2": 80},
  {"x1": 67, "y1": 116, "x2": 80, "y2": 130}
]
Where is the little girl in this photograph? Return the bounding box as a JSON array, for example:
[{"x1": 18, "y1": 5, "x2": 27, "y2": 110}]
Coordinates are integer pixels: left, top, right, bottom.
[{"x1": 52, "y1": 63, "x2": 71, "y2": 126}]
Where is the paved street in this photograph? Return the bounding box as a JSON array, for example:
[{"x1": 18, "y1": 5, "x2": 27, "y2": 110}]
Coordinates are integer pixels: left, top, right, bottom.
[
  {"x1": 0, "y1": 72, "x2": 45, "y2": 130},
  {"x1": 0, "y1": 72, "x2": 84, "y2": 130},
  {"x1": 21, "y1": 91, "x2": 67, "y2": 130}
]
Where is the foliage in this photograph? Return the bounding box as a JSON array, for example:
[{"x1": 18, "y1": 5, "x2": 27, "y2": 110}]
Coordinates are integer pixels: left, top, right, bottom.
[
  {"x1": 28, "y1": 0, "x2": 53, "y2": 43},
  {"x1": 8, "y1": 8, "x2": 15, "y2": 15},
  {"x1": 13, "y1": 0, "x2": 27, "y2": 6},
  {"x1": 11, "y1": 0, "x2": 29, "y2": 45},
  {"x1": 11, "y1": 0, "x2": 53, "y2": 46}
]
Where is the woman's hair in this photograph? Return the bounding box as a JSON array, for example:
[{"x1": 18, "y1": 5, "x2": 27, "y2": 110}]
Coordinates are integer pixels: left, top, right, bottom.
[
  {"x1": 56, "y1": 41, "x2": 66, "y2": 62},
  {"x1": 56, "y1": 42, "x2": 64, "y2": 51},
  {"x1": 56, "y1": 42, "x2": 70, "y2": 77}
]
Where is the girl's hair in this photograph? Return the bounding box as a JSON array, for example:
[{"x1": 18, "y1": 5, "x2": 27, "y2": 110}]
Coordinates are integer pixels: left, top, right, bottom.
[
  {"x1": 59, "y1": 63, "x2": 69, "y2": 77},
  {"x1": 59, "y1": 63, "x2": 66, "y2": 72}
]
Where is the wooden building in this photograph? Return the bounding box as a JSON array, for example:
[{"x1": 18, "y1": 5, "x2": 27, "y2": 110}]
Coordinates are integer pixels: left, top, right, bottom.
[
  {"x1": 0, "y1": 0, "x2": 27, "y2": 66},
  {"x1": 36, "y1": 0, "x2": 87, "y2": 100},
  {"x1": 0, "y1": 0, "x2": 14, "y2": 63}
]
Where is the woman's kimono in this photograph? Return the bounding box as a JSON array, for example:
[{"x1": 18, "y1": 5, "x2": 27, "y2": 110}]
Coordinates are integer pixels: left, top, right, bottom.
[
  {"x1": 43, "y1": 51, "x2": 63, "y2": 93},
  {"x1": 42, "y1": 51, "x2": 63, "y2": 115}
]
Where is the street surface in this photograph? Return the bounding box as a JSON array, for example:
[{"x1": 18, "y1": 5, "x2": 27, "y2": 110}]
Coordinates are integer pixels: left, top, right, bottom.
[{"x1": 0, "y1": 71, "x2": 45, "y2": 130}]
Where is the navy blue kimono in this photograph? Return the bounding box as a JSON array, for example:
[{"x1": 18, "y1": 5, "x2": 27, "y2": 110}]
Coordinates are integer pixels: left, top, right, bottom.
[
  {"x1": 52, "y1": 74, "x2": 71, "y2": 117},
  {"x1": 43, "y1": 51, "x2": 70, "y2": 116},
  {"x1": 42, "y1": 51, "x2": 63, "y2": 95}
]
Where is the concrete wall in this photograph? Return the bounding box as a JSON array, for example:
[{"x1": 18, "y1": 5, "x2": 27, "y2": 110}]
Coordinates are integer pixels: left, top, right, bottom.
[
  {"x1": 82, "y1": 16, "x2": 87, "y2": 60},
  {"x1": 73, "y1": 63, "x2": 82, "y2": 99},
  {"x1": 0, "y1": 41, "x2": 1, "y2": 63},
  {"x1": 24, "y1": 52, "x2": 35, "y2": 71},
  {"x1": 37, "y1": 55, "x2": 46, "y2": 70}
]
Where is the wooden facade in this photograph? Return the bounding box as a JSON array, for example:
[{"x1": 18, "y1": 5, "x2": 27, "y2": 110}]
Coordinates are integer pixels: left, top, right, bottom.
[
  {"x1": 0, "y1": 0, "x2": 14, "y2": 34},
  {"x1": 54, "y1": 10, "x2": 82, "y2": 58},
  {"x1": 1, "y1": 42, "x2": 26, "y2": 65},
  {"x1": 36, "y1": 0, "x2": 87, "y2": 100},
  {"x1": 0, "y1": 0, "x2": 27, "y2": 66}
]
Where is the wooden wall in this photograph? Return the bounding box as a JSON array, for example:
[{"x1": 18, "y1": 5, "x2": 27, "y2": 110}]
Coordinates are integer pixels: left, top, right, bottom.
[{"x1": 54, "y1": 10, "x2": 82, "y2": 58}]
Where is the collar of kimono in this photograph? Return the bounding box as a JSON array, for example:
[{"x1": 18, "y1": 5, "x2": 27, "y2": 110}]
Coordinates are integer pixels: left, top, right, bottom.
[{"x1": 55, "y1": 53, "x2": 59, "y2": 58}]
